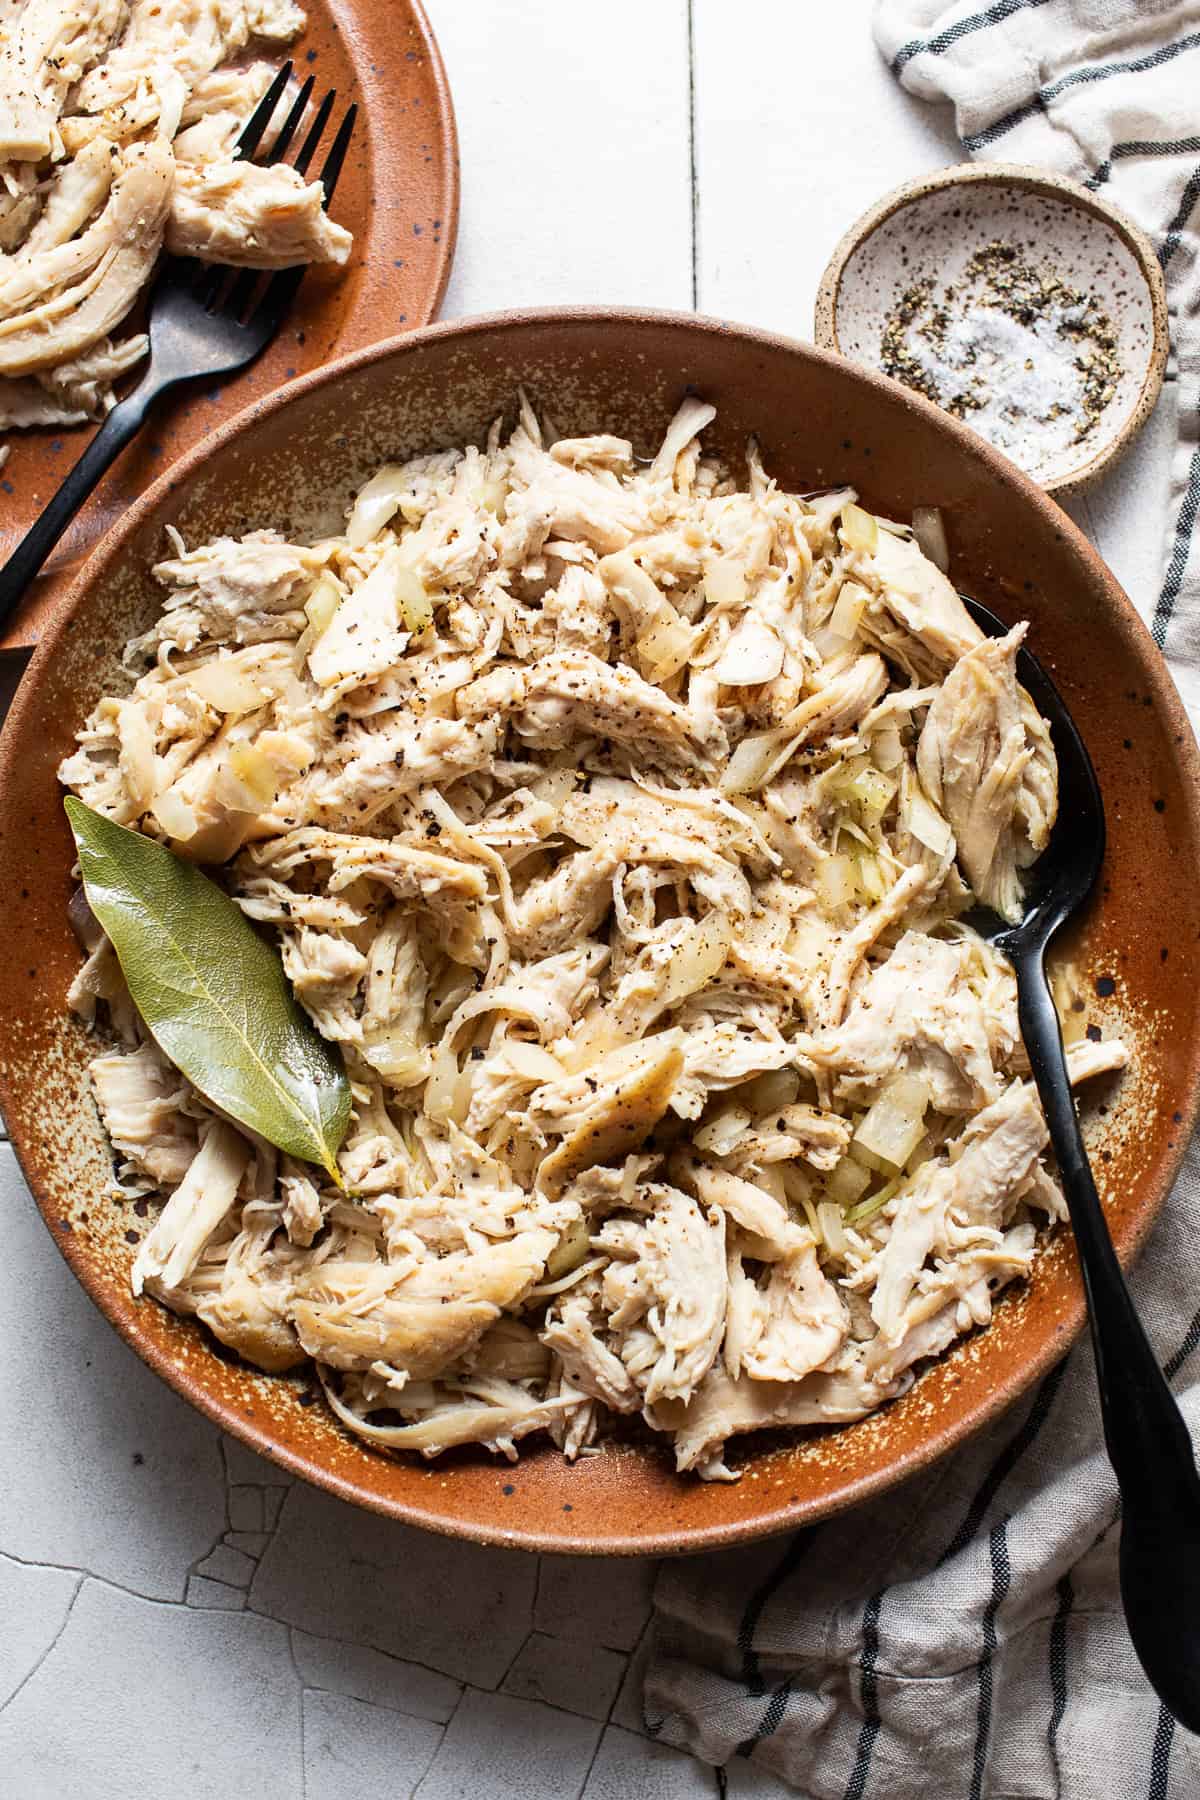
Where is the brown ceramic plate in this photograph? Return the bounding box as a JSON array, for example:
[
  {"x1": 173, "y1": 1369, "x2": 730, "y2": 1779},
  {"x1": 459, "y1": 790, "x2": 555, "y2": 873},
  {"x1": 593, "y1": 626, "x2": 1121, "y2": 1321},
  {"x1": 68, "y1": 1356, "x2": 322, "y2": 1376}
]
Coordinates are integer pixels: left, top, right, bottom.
[
  {"x1": 0, "y1": 0, "x2": 458, "y2": 653},
  {"x1": 1, "y1": 310, "x2": 1197, "y2": 1556}
]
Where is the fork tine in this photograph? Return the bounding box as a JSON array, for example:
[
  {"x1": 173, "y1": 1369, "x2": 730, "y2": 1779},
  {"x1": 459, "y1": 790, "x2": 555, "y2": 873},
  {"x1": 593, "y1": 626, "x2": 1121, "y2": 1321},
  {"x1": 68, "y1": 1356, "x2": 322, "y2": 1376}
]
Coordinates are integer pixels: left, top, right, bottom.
[
  {"x1": 224, "y1": 266, "x2": 264, "y2": 322},
  {"x1": 224, "y1": 87, "x2": 338, "y2": 321},
  {"x1": 317, "y1": 102, "x2": 357, "y2": 202},
  {"x1": 291, "y1": 88, "x2": 335, "y2": 178},
  {"x1": 236, "y1": 61, "x2": 292, "y2": 160},
  {"x1": 253, "y1": 264, "x2": 306, "y2": 332},
  {"x1": 194, "y1": 263, "x2": 230, "y2": 310},
  {"x1": 245, "y1": 102, "x2": 357, "y2": 336},
  {"x1": 267, "y1": 73, "x2": 314, "y2": 164}
]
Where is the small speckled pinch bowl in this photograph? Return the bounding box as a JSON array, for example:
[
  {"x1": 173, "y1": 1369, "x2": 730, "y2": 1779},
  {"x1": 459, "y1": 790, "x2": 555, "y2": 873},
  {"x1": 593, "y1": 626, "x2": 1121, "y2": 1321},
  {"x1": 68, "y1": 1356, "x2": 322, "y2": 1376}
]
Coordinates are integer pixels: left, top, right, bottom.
[
  {"x1": 814, "y1": 162, "x2": 1169, "y2": 495},
  {"x1": 1, "y1": 309, "x2": 1198, "y2": 1556}
]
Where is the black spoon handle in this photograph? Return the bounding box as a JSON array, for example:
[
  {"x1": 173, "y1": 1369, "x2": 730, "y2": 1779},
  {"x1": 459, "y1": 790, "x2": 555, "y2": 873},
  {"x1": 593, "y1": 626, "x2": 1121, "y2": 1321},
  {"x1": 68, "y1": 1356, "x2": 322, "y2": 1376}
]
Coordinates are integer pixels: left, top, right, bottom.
[
  {"x1": 0, "y1": 375, "x2": 161, "y2": 634},
  {"x1": 1013, "y1": 944, "x2": 1186, "y2": 1470},
  {"x1": 1014, "y1": 938, "x2": 1200, "y2": 1729}
]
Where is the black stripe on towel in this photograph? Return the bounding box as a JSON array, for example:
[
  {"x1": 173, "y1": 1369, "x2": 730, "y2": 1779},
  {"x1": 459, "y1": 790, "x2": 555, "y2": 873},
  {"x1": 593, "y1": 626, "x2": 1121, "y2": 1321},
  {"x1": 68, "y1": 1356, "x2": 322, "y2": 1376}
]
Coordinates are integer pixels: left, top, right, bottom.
[
  {"x1": 1159, "y1": 159, "x2": 1200, "y2": 271},
  {"x1": 968, "y1": 1521, "x2": 1012, "y2": 1800},
  {"x1": 1165, "y1": 1301, "x2": 1200, "y2": 1382},
  {"x1": 964, "y1": 31, "x2": 1200, "y2": 152},
  {"x1": 843, "y1": 1590, "x2": 884, "y2": 1800},
  {"x1": 736, "y1": 1674, "x2": 797, "y2": 1757},
  {"x1": 938, "y1": 1359, "x2": 1069, "y2": 1567},
  {"x1": 965, "y1": 93, "x2": 1047, "y2": 153},
  {"x1": 736, "y1": 1529, "x2": 818, "y2": 1699},
  {"x1": 1149, "y1": 1702, "x2": 1175, "y2": 1800},
  {"x1": 1046, "y1": 1573, "x2": 1074, "y2": 1763},
  {"x1": 1085, "y1": 137, "x2": 1200, "y2": 192},
  {"x1": 1152, "y1": 444, "x2": 1200, "y2": 647},
  {"x1": 891, "y1": 0, "x2": 1051, "y2": 74}
]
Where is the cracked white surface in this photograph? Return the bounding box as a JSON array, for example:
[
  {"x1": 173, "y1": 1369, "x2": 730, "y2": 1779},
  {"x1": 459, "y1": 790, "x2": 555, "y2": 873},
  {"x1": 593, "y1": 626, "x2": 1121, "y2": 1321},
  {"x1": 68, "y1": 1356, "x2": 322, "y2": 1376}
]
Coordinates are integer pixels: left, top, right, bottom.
[
  {"x1": 303, "y1": 1691, "x2": 443, "y2": 1800},
  {"x1": 416, "y1": 1690, "x2": 601, "y2": 1799},
  {"x1": 582, "y1": 1725, "x2": 709, "y2": 1800},
  {"x1": 535, "y1": 1554, "x2": 656, "y2": 1653},
  {"x1": 250, "y1": 1484, "x2": 539, "y2": 1687},
  {"x1": 0, "y1": 1556, "x2": 80, "y2": 1710},
  {"x1": 502, "y1": 1630, "x2": 627, "y2": 1720},
  {"x1": 0, "y1": 1581, "x2": 301, "y2": 1800},
  {"x1": 1, "y1": 1179, "x2": 226, "y2": 1601},
  {"x1": 0, "y1": 1, "x2": 1172, "y2": 1793},
  {"x1": 290, "y1": 1629, "x2": 461, "y2": 1722}
]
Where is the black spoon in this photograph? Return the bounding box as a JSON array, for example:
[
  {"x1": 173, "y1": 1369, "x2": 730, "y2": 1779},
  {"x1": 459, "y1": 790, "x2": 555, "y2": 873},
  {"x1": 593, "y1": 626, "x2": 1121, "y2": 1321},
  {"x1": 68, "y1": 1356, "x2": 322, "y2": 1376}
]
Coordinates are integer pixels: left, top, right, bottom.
[{"x1": 961, "y1": 595, "x2": 1200, "y2": 1732}]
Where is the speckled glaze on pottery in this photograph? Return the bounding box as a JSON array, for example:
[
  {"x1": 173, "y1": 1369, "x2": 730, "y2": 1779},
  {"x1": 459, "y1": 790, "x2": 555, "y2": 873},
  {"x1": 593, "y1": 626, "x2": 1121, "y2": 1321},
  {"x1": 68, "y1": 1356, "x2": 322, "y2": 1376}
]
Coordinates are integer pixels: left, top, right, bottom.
[
  {"x1": 0, "y1": 0, "x2": 458, "y2": 653},
  {"x1": 815, "y1": 163, "x2": 1169, "y2": 495},
  {"x1": 2, "y1": 309, "x2": 1197, "y2": 1557}
]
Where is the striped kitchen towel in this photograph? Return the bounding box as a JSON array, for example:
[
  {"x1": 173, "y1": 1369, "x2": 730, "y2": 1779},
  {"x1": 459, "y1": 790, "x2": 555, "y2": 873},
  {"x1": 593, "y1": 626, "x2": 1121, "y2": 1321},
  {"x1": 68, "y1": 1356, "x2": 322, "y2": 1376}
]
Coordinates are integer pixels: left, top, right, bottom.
[
  {"x1": 879, "y1": 0, "x2": 1200, "y2": 709},
  {"x1": 643, "y1": 6, "x2": 1200, "y2": 1796}
]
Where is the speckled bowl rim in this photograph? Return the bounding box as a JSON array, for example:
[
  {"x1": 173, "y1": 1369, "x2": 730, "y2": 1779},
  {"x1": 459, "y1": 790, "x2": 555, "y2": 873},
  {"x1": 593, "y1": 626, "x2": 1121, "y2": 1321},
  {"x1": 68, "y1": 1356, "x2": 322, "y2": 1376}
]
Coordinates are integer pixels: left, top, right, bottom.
[
  {"x1": 3, "y1": 306, "x2": 1199, "y2": 1556},
  {"x1": 813, "y1": 161, "x2": 1170, "y2": 496}
]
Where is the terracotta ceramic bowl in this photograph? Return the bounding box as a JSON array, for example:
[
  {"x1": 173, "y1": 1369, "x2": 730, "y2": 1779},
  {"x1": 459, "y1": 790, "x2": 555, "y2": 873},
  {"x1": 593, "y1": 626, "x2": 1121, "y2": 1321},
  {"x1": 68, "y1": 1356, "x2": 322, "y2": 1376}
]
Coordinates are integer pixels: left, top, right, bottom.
[
  {"x1": 814, "y1": 163, "x2": 1169, "y2": 495},
  {"x1": 1, "y1": 310, "x2": 1197, "y2": 1556}
]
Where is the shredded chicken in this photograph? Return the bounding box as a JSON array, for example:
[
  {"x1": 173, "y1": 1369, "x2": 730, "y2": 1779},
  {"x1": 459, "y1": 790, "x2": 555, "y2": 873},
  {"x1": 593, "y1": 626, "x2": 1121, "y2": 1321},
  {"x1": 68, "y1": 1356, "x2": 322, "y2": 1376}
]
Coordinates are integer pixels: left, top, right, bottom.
[
  {"x1": 0, "y1": 0, "x2": 352, "y2": 453},
  {"x1": 60, "y1": 397, "x2": 1129, "y2": 1480},
  {"x1": 167, "y1": 156, "x2": 351, "y2": 267},
  {"x1": 0, "y1": 137, "x2": 172, "y2": 378},
  {"x1": 0, "y1": 0, "x2": 126, "y2": 162},
  {"x1": 917, "y1": 626, "x2": 1056, "y2": 922}
]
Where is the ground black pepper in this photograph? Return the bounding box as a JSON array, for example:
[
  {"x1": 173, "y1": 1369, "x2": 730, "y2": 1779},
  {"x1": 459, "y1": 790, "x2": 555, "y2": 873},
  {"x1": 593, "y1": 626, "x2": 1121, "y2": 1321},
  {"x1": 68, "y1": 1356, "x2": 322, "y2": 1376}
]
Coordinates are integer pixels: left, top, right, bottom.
[{"x1": 880, "y1": 239, "x2": 1123, "y2": 458}]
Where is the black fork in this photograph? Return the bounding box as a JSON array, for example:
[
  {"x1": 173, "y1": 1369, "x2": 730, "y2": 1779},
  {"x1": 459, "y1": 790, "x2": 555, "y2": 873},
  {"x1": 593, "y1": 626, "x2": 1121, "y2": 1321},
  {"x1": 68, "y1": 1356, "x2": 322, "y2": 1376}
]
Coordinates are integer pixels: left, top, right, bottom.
[{"x1": 0, "y1": 64, "x2": 356, "y2": 632}]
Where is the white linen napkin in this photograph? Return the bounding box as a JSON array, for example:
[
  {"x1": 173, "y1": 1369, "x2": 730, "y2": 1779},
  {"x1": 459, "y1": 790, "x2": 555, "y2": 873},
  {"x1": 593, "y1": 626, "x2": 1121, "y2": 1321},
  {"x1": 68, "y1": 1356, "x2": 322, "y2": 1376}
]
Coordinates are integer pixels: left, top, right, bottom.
[{"x1": 643, "y1": 7, "x2": 1200, "y2": 1794}]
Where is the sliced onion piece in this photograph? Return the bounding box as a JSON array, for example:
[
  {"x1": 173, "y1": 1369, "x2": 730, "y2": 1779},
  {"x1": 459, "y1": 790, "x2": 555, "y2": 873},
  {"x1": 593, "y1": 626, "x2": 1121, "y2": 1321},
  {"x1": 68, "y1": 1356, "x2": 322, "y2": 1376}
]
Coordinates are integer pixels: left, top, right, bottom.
[
  {"x1": 149, "y1": 788, "x2": 198, "y2": 842},
  {"x1": 345, "y1": 463, "x2": 407, "y2": 548},
  {"x1": 829, "y1": 757, "x2": 896, "y2": 826},
  {"x1": 853, "y1": 848, "x2": 888, "y2": 903},
  {"x1": 304, "y1": 573, "x2": 341, "y2": 637},
  {"x1": 530, "y1": 767, "x2": 579, "y2": 813},
  {"x1": 739, "y1": 1067, "x2": 800, "y2": 1116},
  {"x1": 694, "y1": 1103, "x2": 752, "y2": 1157},
  {"x1": 704, "y1": 553, "x2": 747, "y2": 609},
  {"x1": 912, "y1": 505, "x2": 949, "y2": 573},
  {"x1": 814, "y1": 851, "x2": 855, "y2": 915},
  {"x1": 503, "y1": 1040, "x2": 566, "y2": 1083},
  {"x1": 870, "y1": 721, "x2": 905, "y2": 772},
  {"x1": 826, "y1": 1155, "x2": 871, "y2": 1208},
  {"x1": 900, "y1": 768, "x2": 955, "y2": 857},
  {"x1": 853, "y1": 1072, "x2": 930, "y2": 1169},
  {"x1": 187, "y1": 656, "x2": 275, "y2": 716},
  {"x1": 712, "y1": 614, "x2": 784, "y2": 686},
  {"x1": 840, "y1": 502, "x2": 879, "y2": 555},
  {"x1": 545, "y1": 1214, "x2": 592, "y2": 1282},
  {"x1": 721, "y1": 729, "x2": 783, "y2": 796},
  {"x1": 394, "y1": 562, "x2": 433, "y2": 635},
  {"x1": 637, "y1": 607, "x2": 695, "y2": 682},
  {"x1": 660, "y1": 911, "x2": 731, "y2": 1010},
  {"x1": 829, "y1": 578, "x2": 868, "y2": 642},
  {"x1": 817, "y1": 1201, "x2": 848, "y2": 1255}
]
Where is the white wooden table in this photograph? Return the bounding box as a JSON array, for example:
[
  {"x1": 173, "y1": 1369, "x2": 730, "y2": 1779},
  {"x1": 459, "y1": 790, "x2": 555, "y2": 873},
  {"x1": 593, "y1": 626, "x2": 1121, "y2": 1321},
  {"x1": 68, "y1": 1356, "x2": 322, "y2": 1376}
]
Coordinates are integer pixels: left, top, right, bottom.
[{"x1": 0, "y1": 4, "x2": 1174, "y2": 1794}]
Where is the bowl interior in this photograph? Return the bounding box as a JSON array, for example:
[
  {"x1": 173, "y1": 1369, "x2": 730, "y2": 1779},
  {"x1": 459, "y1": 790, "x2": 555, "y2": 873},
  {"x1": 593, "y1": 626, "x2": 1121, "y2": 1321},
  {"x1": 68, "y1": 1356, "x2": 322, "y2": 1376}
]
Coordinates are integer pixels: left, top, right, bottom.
[
  {"x1": 1, "y1": 311, "x2": 1197, "y2": 1555},
  {"x1": 832, "y1": 179, "x2": 1159, "y2": 490}
]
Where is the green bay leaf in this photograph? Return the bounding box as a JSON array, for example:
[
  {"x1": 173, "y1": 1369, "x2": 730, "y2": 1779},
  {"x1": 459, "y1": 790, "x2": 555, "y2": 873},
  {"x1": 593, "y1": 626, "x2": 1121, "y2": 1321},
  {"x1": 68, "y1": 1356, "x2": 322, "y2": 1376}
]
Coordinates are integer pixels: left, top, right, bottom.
[{"x1": 66, "y1": 797, "x2": 351, "y2": 1182}]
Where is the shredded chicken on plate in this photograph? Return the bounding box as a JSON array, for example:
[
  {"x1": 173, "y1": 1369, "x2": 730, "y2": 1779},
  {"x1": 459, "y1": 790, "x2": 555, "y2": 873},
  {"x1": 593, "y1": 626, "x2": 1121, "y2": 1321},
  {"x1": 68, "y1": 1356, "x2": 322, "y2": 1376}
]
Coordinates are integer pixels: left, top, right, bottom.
[
  {"x1": 0, "y1": 0, "x2": 350, "y2": 439},
  {"x1": 59, "y1": 397, "x2": 1128, "y2": 1479}
]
